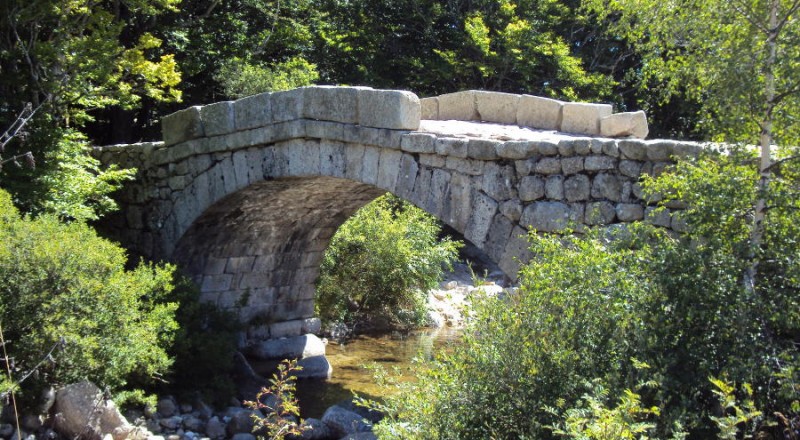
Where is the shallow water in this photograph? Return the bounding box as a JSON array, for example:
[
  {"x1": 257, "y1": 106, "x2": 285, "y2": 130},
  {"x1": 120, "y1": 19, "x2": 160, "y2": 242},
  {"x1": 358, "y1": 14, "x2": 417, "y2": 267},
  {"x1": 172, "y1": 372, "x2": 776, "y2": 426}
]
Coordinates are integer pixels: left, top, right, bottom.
[{"x1": 294, "y1": 327, "x2": 462, "y2": 419}]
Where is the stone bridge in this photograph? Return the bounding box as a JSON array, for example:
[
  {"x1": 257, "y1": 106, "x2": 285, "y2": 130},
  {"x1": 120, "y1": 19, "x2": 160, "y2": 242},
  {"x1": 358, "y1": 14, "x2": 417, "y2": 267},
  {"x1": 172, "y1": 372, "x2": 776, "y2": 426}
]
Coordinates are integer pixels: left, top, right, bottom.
[{"x1": 96, "y1": 86, "x2": 703, "y2": 342}]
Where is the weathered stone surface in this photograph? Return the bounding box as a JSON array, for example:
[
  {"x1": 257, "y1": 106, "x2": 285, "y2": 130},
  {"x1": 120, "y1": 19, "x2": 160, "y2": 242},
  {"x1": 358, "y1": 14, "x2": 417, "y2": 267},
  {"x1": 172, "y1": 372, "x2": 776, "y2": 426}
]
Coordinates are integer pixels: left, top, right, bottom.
[
  {"x1": 234, "y1": 93, "x2": 272, "y2": 130},
  {"x1": 482, "y1": 163, "x2": 515, "y2": 201},
  {"x1": 162, "y1": 106, "x2": 204, "y2": 146},
  {"x1": 303, "y1": 86, "x2": 360, "y2": 123},
  {"x1": 297, "y1": 355, "x2": 333, "y2": 379},
  {"x1": 420, "y1": 97, "x2": 439, "y2": 120},
  {"x1": 592, "y1": 173, "x2": 623, "y2": 202},
  {"x1": 358, "y1": 89, "x2": 421, "y2": 130},
  {"x1": 618, "y1": 139, "x2": 648, "y2": 160},
  {"x1": 400, "y1": 133, "x2": 436, "y2": 153},
  {"x1": 435, "y1": 137, "x2": 468, "y2": 158},
  {"x1": 616, "y1": 203, "x2": 644, "y2": 221},
  {"x1": 584, "y1": 155, "x2": 616, "y2": 171},
  {"x1": 535, "y1": 157, "x2": 561, "y2": 175},
  {"x1": 561, "y1": 156, "x2": 584, "y2": 175},
  {"x1": 560, "y1": 102, "x2": 613, "y2": 136},
  {"x1": 497, "y1": 141, "x2": 534, "y2": 159},
  {"x1": 545, "y1": 176, "x2": 564, "y2": 200},
  {"x1": 465, "y1": 191, "x2": 498, "y2": 247},
  {"x1": 600, "y1": 111, "x2": 649, "y2": 139},
  {"x1": 518, "y1": 176, "x2": 545, "y2": 201},
  {"x1": 321, "y1": 406, "x2": 371, "y2": 438},
  {"x1": 564, "y1": 175, "x2": 591, "y2": 201},
  {"x1": 249, "y1": 334, "x2": 326, "y2": 360},
  {"x1": 586, "y1": 201, "x2": 616, "y2": 225},
  {"x1": 517, "y1": 95, "x2": 563, "y2": 130},
  {"x1": 54, "y1": 381, "x2": 130, "y2": 440},
  {"x1": 467, "y1": 139, "x2": 500, "y2": 160},
  {"x1": 437, "y1": 90, "x2": 477, "y2": 120},
  {"x1": 270, "y1": 88, "x2": 305, "y2": 122},
  {"x1": 499, "y1": 199, "x2": 523, "y2": 222},
  {"x1": 521, "y1": 201, "x2": 570, "y2": 232},
  {"x1": 475, "y1": 91, "x2": 519, "y2": 124},
  {"x1": 200, "y1": 101, "x2": 235, "y2": 136}
]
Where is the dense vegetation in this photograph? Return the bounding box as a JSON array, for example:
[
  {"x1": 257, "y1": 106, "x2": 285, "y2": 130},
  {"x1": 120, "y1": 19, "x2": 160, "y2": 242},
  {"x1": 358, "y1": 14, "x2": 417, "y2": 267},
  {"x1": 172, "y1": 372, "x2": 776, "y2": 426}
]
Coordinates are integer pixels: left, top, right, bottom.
[
  {"x1": 368, "y1": 147, "x2": 800, "y2": 439},
  {"x1": 1, "y1": 1, "x2": 798, "y2": 438},
  {"x1": 316, "y1": 194, "x2": 461, "y2": 332}
]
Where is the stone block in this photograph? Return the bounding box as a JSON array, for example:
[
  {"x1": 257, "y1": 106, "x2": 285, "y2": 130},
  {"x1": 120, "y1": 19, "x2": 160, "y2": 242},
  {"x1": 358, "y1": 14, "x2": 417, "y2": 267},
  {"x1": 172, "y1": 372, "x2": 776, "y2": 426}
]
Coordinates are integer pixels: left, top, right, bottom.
[
  {"x1": 584, "y1": 155, "x2": 617, "y2": 171},
  {"x1": 200, "y1": 101, "x2": 235, "y2": 136},
  {"x1": 400, "y1": 133, "x2": 436, "y2": 153},
  {"x1": 534, "y1": 157, "x2": 561, "y2": 175},
  {"x1": 560, "y1": 102, "x2": 613, "y2": 136},
  {"x1": 358, "y1": 89, "x2": 420, "y2": 130},
  {"x1": 534, "y1": 140, "x2": 559, "y2": 156},
  {"x1": 303, "y1": 86, "x2": 360, "y2": 123},
  {"x1": 545, "y1": 175, "x2": 564, "y2": 200},
  {"x1": 395, "y1": 152, "x2": 419, "y2": 199},
  {"x1": 420, "y1": 97, "x2": 439, "y2": 120},
  {"x1": 619, "y1": 160, "x2": 643, "y2": 178},
  {"x1": 234, "y1": 93, "x2": 272, "y2": 130},
  {"x1": 377, "y1": 149, "x2": 402, "y2": 192},
  {"x1": 437, "y1": 90, "x2": 477, "y2": 120},
  {"x1": 482, "y1": 162, "x2": 515, "y2": 201},
  {"x1": 564, "y1": 175, "x2": 591, "y2": 201},
  {"x1": 445, "y1": 173, "x2": 471, "y2": 231},
  {"x1": 591, "y1": 173, "x2": 622, "y2": 202},
  {"x1": 499, "y1": 226, "x2": 533, "y2": 280},
  {"x1": 521, "y1": 201, "x2": 570, "y2": 232},
  {"x1": 361, "y1": 146, "x2": 381, "y2": 185},
  {"x1": 435, "y1": 137, "x2": 468, "y2": 158},
  {"x1": 464, "y1": 191, "x2": 498, "y2": 247},
  {"x1": 518, "y1": 176, "x2": 545, "y2": 201},
  {"x1": 618, "y1": 139, "x2": 648, "y2": 160},
  {"x1": 616, "y1": 203, "x2": 644, "y2": 221},
  {"x1": 646, "y1": 141, "x2": 674, "y2": 161},
  {"x1": 420, "y1": 153, "x2": 446, "y2": 168},
  {"x1": 270, "y1": 88, "x2": 305, "y2": 122},
  {"x1": 162, "y1": 106, "x2": 204, "y2": 146},
  {"x1": 484, "y1": 214, "x2": 514, "y2": 262},
  {"x1": 475, "y1": 91, "x2": 519, "y2": 124},
  {"x1": 500, "y1": 199, "x2": 523, "y2": 222},
  {"x1": 446, "y1": 157, "x2": 483, "y2": 175},
  {"x1": 561, "y1": 156, "x2": 584, "y2": 175},
  {"x1": 585, "y1": 201, "x2": 616, "y2": 225},
  {"x1": 467, "y1": 139, "x2": 500, "y2": 160},
  {"x1": 645, "y1": 206, "x2": 671, "y2": 227},
  {"x1": 319, "y1": 141, "x2": 347, "y2": 177},
  {"x1": 497, "y1": 141, "x2": 535, "y2": 159},
  {"x1": 249, "y1": 334, "x2": 326, "y2": 360},
  {"x1": 516, "y1": 95, "x2": 563, "y2": 130},
  {"x1": 268, "y1": 320, "x2": 305, "y2": 339},
  {"x1": 600, "y1": 110, "x2": 649, "y2": 139}
]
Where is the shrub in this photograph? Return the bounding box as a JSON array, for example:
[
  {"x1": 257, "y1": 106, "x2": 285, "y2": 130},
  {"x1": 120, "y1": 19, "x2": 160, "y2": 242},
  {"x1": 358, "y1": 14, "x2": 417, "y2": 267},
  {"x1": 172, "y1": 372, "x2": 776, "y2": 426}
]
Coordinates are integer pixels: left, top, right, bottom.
[
  {"x1": 0, "y1": 189, "x2": 178, "y2": 406},
  {"x1": 370, "y1": 147, "x2": 800, "y2": 439},
  {"x1": 316, "y1": 194, "x2": 461, "y2": 331}
]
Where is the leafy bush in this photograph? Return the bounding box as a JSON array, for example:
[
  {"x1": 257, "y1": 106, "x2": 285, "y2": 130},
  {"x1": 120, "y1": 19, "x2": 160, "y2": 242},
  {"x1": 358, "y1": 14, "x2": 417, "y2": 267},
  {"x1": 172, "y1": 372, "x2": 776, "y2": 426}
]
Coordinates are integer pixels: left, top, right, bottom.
[
  {"x1": 0, "y1": 189, "x2": 178, "y2": 406},
  {"x1": 216, "y1": 56, "x2": 319, "y2": 98},
  {"x1": 370, "y1": 147, "x2": 800, "y2": 439},
  {"x1": 163, "y1": 276, "x2": 241, "y2": 407},
  {"x1": 316, "y1": 194, "x2": 461, "y2": 331}
]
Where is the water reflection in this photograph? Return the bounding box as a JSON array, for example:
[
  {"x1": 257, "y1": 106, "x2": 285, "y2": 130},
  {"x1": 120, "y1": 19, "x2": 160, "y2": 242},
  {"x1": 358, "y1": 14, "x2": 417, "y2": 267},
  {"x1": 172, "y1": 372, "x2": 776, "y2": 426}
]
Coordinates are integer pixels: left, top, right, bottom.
[{"x1": 295, "y1": 327, "x2": 462, "y2": 418}]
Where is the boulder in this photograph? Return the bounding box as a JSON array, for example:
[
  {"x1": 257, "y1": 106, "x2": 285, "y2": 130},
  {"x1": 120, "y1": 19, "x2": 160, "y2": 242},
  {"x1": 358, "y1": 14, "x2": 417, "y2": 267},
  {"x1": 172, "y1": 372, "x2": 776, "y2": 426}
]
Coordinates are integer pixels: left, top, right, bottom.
[
  {"x1": 53, "y1": 381, "x2": 132, "y2": 440},
  {"x1": 205, "y1": 416, "x2": 226, "y2": 439},
  {"x1": 600, "y1": 111, "x2": 649, "y2": 139},
  {"x1": 249, "y1": 334, "x2": 326, "y2": 360},
  {"x1": 321, "y1": 406, "x2": 371, "y2": 438},
  {"x1": 297, "y1": 417, "x2": 333, "y2": 440}
]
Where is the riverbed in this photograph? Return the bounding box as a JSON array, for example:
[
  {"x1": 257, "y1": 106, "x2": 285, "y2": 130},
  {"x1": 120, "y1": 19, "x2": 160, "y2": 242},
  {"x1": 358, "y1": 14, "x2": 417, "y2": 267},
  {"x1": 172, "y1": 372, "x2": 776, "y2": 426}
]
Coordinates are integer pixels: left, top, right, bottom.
[{"x1": 295, "y1": 327, "x2": 462, "y2": 419}]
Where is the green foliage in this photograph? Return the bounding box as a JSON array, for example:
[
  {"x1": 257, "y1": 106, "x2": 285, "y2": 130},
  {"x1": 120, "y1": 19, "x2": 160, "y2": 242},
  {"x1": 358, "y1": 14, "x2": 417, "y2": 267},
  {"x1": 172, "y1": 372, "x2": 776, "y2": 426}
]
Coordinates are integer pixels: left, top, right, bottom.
[
  {"x1": 315, "y1": 0, "x2": 614, "y2": 99},
  {"x1": 0, "y1": 189, "x2": 178, "y2": 405},
  {"x1": 316, "y1": 194, "x2": 461, "y2": 330},
  {"x1": 164, "y1": 276, "x2": 241, "y2": 407},
  {"x1": 244, "y1": 359, "x2": 308, "y2": 440},
  {"x1": 708, "y1": 378, "x2": 762, "y2": 440},
  {"x1": 582, "y1": 0, "x2": 800, "y2": 146},
  {"x1": 547, "y1": 379, "x2": 686, "y2": 440},
  {"x1": 216, "y1": 56, "x2": 319, "y2": 98},
  {"x1": 370, "y1": 148, "x2": 800, "y2": 439}
]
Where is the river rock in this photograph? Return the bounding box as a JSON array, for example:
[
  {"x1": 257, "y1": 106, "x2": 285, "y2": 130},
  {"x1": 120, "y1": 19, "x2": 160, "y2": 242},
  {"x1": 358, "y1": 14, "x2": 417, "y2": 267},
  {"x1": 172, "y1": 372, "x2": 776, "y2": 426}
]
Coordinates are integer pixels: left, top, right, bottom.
[
  {"x1": 182, "y1": 414, "x2": 204, "y2": 432},
  {"x1": 53, "y1": 381, "x2": 132, "y2": 440},
  {"x1": 249, "y1": 334, "x2": 326, "y2": 360},
  {"x1": 157, "y1": 397, "x2": 178, "y2": 418},
  {"x1": 226, "y1": 409, "x2": 262, "y2": 436},
  {"x1": 297, "y1": 418, "x2": 332, "y2": 440},
  {"x1": 321, "y1": 406, "x2": 371, "y2": 438},
  {"x1": 339, "y1": 433, "x2": 378, "y2": 440},
  {"x1": 296, "y1": 355, "x2": 333, "y2": 379},
  {"x1": 205, "y1": 417, "x2": 226, "y2": 439}
]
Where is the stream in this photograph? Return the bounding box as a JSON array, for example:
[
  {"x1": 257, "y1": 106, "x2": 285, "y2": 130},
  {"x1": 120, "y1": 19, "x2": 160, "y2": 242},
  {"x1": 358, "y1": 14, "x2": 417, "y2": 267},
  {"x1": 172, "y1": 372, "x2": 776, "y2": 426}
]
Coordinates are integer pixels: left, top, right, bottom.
[{"x1": 294, "y1": 327, "x2": 462, "y2": 419}]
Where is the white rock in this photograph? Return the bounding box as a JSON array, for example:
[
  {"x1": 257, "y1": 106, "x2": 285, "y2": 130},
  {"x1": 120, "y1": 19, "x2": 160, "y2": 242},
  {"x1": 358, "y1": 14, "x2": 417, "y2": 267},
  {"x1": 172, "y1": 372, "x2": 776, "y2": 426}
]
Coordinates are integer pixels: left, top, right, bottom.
[
  {"x1": 475, "y1": 91, "x2": 519, "y2": 124},
  {"x1": 560, "y1": 102, "x2": 613, "y2": 136},
  {"x1": 600, "y1": 111, "x2": 649, "y2": 139},
  {"x1": 517, "y1": 95, "x2": 563, "y2": 130},
  {"x1": 53, "y1": 381, "x2": 131, "y2": 440},
  {"x1": 437, "y1": 91, "x2": 477, "y2": 120}
]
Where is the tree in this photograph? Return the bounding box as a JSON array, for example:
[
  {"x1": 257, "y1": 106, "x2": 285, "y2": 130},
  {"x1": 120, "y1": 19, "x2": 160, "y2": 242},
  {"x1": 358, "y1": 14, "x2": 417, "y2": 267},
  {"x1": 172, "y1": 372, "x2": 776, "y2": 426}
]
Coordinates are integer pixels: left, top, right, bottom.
[
  {"x1": 582, "y1": 0, "x2": 800, "y2": 292},
  {"x1": 0, "y1": 0, "x2": 182, "y2": 217}
]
